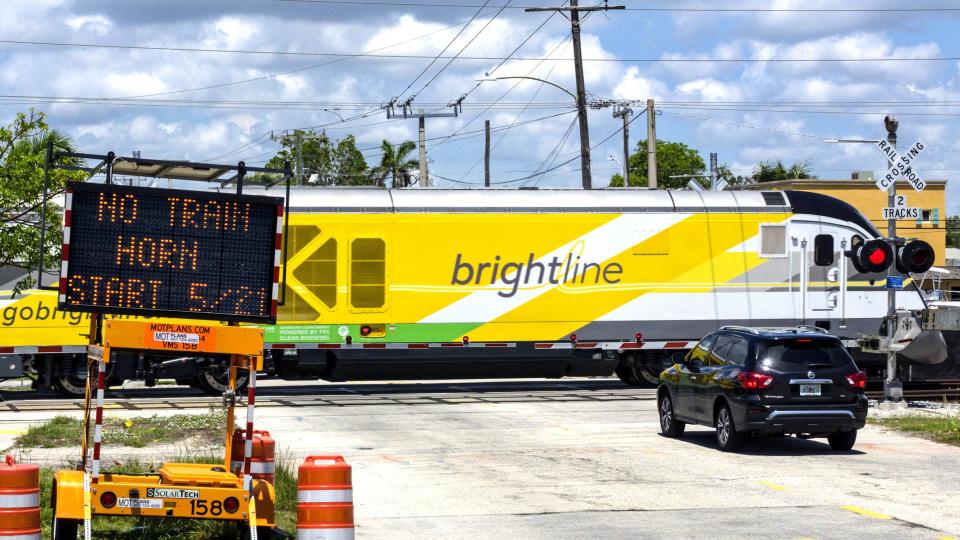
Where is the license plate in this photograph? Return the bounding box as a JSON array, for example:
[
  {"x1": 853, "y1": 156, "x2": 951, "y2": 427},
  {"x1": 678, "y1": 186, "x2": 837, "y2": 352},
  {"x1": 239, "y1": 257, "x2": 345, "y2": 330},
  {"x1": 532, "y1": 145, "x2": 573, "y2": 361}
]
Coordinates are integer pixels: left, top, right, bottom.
[{"x1": 800, "y1": 384, "x2": 821, "y2": 396}]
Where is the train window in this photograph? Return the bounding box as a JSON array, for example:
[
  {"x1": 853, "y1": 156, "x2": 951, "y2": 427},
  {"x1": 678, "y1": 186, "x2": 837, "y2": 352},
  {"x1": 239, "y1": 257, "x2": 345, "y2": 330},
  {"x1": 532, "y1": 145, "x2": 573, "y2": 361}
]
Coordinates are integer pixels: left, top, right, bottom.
[
  {"x1": 293, "y1": 237, "x2": 337, "y2": 309},
  {"x1": 350, "y1": 238, "x2": 386, "y2": 310},
  {"x1": 759, "y1": 224, "x2": 787, "y2": 258},
  {"x1": 814, "y1": 234, "x2": 834, "y2": 266}
]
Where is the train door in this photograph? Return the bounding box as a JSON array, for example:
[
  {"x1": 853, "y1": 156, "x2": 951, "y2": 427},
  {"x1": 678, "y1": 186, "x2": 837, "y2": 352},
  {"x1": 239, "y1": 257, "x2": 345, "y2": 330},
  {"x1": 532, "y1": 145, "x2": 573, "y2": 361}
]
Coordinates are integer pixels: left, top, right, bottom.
[{"x1": 798, "y1": 231, "x2": 847, "y2": 328}]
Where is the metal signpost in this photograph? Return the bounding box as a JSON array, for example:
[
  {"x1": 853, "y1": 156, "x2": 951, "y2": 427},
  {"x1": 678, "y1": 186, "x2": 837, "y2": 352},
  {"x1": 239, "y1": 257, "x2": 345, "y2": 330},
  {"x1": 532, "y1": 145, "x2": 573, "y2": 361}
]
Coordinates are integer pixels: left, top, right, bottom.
[{"x1": 875, "y1": 117, "x2": 926, "y2": 404}]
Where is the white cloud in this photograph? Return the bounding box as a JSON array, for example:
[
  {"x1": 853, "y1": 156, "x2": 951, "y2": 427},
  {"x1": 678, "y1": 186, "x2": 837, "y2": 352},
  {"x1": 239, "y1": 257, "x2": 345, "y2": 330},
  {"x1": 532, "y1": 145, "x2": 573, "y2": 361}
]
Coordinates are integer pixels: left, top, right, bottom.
[{"x1": 65, "y1": 15, "x2": 112, "y2": 35}]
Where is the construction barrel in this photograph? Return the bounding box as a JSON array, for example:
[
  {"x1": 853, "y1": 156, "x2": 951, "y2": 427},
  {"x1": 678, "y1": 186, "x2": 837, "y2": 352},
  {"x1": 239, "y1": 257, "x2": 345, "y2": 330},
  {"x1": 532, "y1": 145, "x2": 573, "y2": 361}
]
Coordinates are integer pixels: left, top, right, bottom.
[
  {"x1": 0, "y1": 455, "x2": 40, "y2": 540},
  {"x1": 297, "y1": 455, "x2": 354, "y2": 540},
  {"x1": 231, "y1": 429, "x2": 276, "y2": 485}
]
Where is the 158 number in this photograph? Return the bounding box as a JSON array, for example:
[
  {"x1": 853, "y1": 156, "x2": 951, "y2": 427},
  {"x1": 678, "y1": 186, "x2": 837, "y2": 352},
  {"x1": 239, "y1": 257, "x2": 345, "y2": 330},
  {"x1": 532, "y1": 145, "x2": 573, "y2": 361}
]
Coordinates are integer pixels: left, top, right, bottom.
[{"x1": 189, "y1": 499, "x2": 223, "y2": 516}]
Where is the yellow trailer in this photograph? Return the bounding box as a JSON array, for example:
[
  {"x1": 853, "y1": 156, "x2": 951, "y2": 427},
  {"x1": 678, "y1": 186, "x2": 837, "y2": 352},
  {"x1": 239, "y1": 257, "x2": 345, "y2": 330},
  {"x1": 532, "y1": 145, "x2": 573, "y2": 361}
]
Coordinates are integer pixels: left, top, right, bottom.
[{"x1": 50, "y1": 320, "x2": 276, "y2": 539}]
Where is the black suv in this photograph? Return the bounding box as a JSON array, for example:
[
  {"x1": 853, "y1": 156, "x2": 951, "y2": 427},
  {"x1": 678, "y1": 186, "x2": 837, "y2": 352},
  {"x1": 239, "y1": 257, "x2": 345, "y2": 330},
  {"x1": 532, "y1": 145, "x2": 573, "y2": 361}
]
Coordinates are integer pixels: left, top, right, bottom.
[{"x1": 657, "y1": 326, "x2": 868, "y2": 452}]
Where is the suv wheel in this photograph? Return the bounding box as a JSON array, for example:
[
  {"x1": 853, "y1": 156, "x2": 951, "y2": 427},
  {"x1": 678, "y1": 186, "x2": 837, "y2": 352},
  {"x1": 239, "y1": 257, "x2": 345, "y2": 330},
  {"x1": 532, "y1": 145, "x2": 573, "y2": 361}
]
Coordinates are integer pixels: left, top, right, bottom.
[
  {"x1": 715, "y1": 403, "x2": 744, "y2": 452},
  {"x1": 827, "y1": 429, "x2": 858, "y2": 451},
  {"x1": 658, "y1": 391, "x2": 685, "y2": 437}
]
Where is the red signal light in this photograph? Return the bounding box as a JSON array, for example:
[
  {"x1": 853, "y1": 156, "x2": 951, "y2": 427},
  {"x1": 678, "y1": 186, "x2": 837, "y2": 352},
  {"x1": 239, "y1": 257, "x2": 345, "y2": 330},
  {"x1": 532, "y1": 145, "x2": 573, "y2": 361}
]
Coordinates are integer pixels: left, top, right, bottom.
[
  {"x1": 360, "y1": 325, "x2": 372, "y2": 337},
  {"x1": 852, "y1": 238, "x2": 893, "y2": 273},
  {"x1": 867, "y1": 247, "x2": 887, "y2": 266},
  {"x1": 845, "y1": 371, "x2": 867, "y2": 389},
  {"x1": 462, "y1": 335, "x2": 470, "y2": 345},
  {"x1": 736, "y1": 371, "x2": 774, "y2": 390},
  {"x1": 570, "y1": 334, "x2": 578, "y2": 343},
  {"x1": 635, "y1": 332, "x2": 643, "y2": 343},
  {"x1": 223, "y1": 497, "x2": 240, "y2": 513},
  {"x1": 896, "y1": 239, "x2": 935, "y2": 274},
  {"x1": 100, "y1": 491, "x2": 117, "y2": 508}
]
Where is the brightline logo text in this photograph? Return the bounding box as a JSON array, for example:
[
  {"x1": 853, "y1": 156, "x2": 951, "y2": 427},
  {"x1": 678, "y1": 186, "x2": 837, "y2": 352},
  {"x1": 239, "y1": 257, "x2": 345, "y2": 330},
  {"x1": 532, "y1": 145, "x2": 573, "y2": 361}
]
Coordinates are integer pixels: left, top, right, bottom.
[{"x1": 451, "y1": 253, "x2": 623, "y2": 297}]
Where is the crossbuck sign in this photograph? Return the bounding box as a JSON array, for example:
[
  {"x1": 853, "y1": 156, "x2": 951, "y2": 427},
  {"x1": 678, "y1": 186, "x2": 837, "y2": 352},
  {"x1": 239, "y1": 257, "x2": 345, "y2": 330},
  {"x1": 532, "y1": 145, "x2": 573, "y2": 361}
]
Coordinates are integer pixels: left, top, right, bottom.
[{"x1": 875, "y1": 139, "x2": 926, "y2": 192}]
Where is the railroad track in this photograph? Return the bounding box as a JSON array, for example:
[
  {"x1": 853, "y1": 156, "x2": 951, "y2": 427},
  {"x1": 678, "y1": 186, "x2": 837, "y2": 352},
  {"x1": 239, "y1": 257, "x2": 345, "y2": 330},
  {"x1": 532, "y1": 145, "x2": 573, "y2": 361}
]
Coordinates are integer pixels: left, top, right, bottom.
[
  {"x1": 0, "y1": 380, "x2": 652, "y2": 412},
  {"x1": 865, "y1": 380, "x2": 960, "y2": 402}
]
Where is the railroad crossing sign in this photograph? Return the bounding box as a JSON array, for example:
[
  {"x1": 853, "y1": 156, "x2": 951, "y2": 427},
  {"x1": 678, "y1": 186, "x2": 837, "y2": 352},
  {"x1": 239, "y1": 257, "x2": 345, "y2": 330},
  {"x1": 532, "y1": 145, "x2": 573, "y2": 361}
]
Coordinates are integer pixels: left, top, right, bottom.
[
  {"x1": 875, "y1": 139, "x2": 926, "y2": 191},
  {"x1": 881, "y1": 193, "x2": 921, "y2": 220}
]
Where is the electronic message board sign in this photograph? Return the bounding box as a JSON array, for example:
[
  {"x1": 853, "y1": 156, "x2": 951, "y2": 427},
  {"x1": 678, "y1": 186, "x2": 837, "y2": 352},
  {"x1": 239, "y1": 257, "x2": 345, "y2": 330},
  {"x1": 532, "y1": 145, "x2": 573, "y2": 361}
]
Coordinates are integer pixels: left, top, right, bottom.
[{"x1": 58, "y1": 182, "x2": 283, "y2": 323}]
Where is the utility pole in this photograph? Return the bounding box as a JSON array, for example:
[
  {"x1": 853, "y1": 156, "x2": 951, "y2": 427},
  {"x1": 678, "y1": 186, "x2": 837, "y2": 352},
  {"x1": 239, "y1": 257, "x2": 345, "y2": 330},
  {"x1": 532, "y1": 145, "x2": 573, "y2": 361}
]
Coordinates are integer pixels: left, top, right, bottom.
[
  {"x1": 419, "y1": 115, "x2": 429, "y2": 187},
  {"x1": 295, "y1": 130, "x2": 304, "y2": 185},
  {"x1": 384, "y1": 98, "x2": 462, "y2": 188},
  {"x1": 883, "y1": 115, "x2": 900, "y2": 404},
  {"x1": 525, "y1": 1, "x2": 624, "y2": 190},
  {"x1": 709, "y1": 152, "x2": 718, "y2": 191},
  {"x1": 484, "y1": 120, "x2": 491, "y2": 188},
  {"x1": 646, "y1": 99, "x2": 657, "y2": 188},
  {"x1": 613, "y1": 104, "x2": 631, "y2": 187}
]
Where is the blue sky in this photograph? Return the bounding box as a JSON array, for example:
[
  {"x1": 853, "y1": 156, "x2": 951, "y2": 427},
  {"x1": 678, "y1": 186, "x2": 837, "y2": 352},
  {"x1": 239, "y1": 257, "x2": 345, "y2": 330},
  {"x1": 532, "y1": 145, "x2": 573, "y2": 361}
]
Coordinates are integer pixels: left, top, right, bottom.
[{"x1": 2, "y1": 1, "x2": 959, "y2": 210}]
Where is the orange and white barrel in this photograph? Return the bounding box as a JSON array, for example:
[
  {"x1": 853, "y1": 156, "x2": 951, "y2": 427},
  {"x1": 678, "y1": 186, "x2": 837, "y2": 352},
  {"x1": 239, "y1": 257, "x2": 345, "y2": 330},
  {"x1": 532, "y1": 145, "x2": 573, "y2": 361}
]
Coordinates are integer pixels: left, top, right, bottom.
[
  {"x1": 230, "y1": 429, "x2": 276, "y2": 485},
  {"x1": 297, "y1": 455, "x2": 354, "y2": 540},
  {"x1": 0, "y1": 455, "x2": 40, "y2": 540}
]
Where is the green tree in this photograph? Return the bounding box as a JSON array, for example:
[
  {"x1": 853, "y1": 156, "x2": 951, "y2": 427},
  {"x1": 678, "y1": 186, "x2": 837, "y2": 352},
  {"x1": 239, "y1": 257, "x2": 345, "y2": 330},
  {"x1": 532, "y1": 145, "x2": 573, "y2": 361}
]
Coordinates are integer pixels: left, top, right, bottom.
[
  {"x1": 0, "y1": 110, "x2": 85, "y2": 293},
  {"x1": 751, "y1": 159, "x2": 817, "y2": 183},
  {"x1": 608, "y1": 139, "x2": 706, "y2": 189},
  {"x1": 947, "y1": 215, "x2": 960, "y2": 249},
  {"x1": 264, "y1": 130, "x2": 370, "y2": 185},
  {"x1": 371, "y1": 140, "x2": 418, "y2": 188}
]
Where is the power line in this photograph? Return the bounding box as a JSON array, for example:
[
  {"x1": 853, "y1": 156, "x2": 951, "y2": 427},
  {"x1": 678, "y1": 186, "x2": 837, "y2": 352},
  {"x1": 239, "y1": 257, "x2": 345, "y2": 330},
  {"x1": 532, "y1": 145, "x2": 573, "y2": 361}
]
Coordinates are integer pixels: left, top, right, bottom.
[
  {"x1": 394, "y1": 0, "x2": 492, "y2": 101},
  {"x1": 276, "y1": 0, "x2": 960, "y2": 12},
  {"x1": 6, "y1": 39, "x2": 960, "y2": 63},
  {"x1": 410, "y1": 0, "x2": 514, "y2": 99}
]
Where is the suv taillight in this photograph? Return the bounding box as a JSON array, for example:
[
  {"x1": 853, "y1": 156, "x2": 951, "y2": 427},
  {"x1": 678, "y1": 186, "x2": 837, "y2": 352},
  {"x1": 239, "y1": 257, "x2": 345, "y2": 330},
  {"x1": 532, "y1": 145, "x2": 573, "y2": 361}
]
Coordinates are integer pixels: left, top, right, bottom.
[
  {"x1": 736, "y1": 371, "x2": 774, "y2": 390},
  {"x1": 845, "y1": 371, "x2": 867, "y2": 389}
]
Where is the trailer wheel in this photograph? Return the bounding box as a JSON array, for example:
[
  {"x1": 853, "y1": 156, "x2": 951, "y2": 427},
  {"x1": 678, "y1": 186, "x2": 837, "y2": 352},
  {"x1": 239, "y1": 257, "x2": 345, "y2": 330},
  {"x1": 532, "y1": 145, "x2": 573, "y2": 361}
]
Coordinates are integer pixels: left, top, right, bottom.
[
  {"x1": 195, "y1": 365, "x2": 249, "y2": 395},
  {"x1": 51, "y1": 483, "x2": 81, "y2": 540}
]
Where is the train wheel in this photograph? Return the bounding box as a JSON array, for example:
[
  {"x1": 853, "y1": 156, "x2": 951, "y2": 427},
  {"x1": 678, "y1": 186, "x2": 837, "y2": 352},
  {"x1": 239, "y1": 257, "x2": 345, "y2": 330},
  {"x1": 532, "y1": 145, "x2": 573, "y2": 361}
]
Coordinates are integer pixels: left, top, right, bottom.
[
  {"x1": 195, "y1": 365, "x2": 249, "y2": 395},
  {"x1": 51, "y1": 374, "x2": 87, "y2": 398},
  {"x1": 615, "y1": 357, "x2": 660, "y2": 387}
]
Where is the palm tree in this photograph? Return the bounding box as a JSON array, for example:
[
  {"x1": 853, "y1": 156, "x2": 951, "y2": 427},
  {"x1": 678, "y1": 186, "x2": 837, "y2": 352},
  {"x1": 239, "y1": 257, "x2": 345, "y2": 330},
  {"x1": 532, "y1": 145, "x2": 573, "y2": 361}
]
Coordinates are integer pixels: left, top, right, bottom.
[
  {"x1": 371, "y1": 140, "x2": 418, "y2": 187},
  {"x1": 18, "y1": 129, "x2": 81, "y2": 167}
]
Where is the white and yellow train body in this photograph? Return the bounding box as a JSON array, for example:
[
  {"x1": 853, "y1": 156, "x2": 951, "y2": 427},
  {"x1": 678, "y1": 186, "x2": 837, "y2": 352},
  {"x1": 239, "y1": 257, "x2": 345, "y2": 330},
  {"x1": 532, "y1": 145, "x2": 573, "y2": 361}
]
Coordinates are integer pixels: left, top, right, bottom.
[{"x1": 257, "y1": 187, "x2": 925, "y2": 381}]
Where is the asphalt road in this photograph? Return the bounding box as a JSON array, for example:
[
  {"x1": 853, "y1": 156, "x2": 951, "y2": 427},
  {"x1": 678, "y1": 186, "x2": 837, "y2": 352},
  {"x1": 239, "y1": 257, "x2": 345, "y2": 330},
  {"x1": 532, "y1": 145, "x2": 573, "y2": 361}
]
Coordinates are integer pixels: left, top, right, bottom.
[{"x1": 2, "y1": 379, "x2": 958, "y2": 539}]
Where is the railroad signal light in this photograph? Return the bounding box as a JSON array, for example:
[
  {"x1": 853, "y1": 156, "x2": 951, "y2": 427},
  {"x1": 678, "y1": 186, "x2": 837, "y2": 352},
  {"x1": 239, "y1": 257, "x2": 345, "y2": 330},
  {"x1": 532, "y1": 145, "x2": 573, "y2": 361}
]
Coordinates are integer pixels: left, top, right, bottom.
[
  {"x1": 896, "y1": 239, "x2": 935, "y2": 274},
  {"x1": 849, "y1": 238, "x2": 893, "y2": 273}
]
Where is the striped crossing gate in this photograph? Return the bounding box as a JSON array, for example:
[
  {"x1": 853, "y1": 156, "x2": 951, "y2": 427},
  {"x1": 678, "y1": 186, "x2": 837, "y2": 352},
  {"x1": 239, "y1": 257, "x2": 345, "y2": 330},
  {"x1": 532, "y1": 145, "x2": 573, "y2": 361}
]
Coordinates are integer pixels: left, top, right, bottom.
[
  {"x1": 297, "y1": 456, "x2": 354, "y2": 540},
  {"x1": 0, "y1": 455, "x2": 40, "y2": 540}
]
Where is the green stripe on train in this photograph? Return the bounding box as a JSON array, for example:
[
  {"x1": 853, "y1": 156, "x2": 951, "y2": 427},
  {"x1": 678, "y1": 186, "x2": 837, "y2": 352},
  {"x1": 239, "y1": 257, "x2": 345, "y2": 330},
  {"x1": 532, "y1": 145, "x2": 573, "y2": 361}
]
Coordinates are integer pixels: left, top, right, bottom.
[{"x1": 261, "y1": 322, "x2": 481, "y2": 344}]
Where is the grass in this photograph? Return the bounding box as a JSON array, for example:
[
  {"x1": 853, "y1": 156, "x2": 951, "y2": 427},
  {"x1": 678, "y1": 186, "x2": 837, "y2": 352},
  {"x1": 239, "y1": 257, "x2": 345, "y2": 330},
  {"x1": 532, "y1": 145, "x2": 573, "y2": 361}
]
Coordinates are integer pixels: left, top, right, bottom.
[
  {"x1": 38, "y1": 455, "x2": 298, "y2": 539},
  {"x1": 869, "y1": 411, "x2": 960, "y2": 447},
  {"x1": 16, "y1": 410, "x2": 227, "y2": 449}
]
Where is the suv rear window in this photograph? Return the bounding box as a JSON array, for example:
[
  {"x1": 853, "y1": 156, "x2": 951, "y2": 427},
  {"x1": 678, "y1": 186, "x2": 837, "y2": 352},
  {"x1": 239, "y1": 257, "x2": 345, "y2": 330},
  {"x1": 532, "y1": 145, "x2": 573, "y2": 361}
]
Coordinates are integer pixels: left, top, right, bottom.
[{"x1": 757, "y1": 340, "x2": 853, "y2": 371}]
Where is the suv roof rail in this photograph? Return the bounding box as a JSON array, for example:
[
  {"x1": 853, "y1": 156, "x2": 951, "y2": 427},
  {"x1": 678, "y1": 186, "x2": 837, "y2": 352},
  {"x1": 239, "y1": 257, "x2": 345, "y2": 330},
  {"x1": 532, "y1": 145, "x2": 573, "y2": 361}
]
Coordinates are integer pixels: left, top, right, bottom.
[
  {"x1": 795, "y1": 325, "x2": 831, "y2": 334},
  {"x1": 719, "y1": 325, "x2": 761, "y2": 334}
]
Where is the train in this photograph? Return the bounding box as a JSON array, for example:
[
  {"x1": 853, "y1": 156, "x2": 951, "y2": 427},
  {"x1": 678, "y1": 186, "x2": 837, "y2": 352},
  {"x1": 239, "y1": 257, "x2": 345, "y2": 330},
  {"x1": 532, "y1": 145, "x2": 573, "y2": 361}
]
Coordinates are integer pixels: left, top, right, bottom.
[{"x1": 0, "y1": 187, "x2": 950, "y2": 396}]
